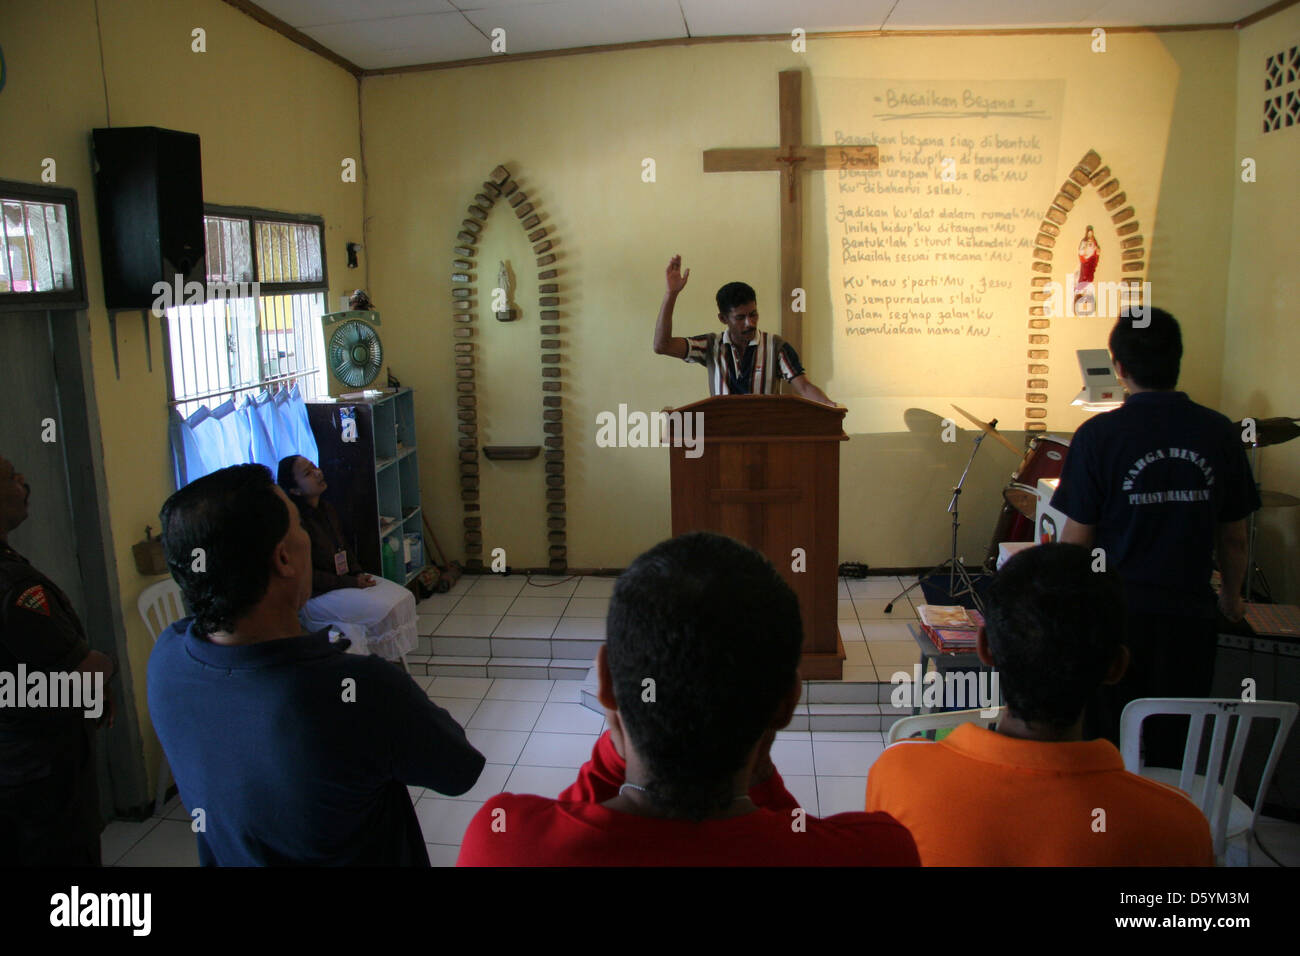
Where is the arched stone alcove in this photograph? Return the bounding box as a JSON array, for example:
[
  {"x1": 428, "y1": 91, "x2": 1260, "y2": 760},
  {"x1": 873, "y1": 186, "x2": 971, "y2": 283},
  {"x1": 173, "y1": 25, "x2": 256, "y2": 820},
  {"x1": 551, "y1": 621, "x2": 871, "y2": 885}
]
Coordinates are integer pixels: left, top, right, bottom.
[
  {"x1": 1023, "y1": 149, "x2": 1147, "y2": 432},
  {"x1": 450, "y1": 164, "x2": 567, "y2": 572}
]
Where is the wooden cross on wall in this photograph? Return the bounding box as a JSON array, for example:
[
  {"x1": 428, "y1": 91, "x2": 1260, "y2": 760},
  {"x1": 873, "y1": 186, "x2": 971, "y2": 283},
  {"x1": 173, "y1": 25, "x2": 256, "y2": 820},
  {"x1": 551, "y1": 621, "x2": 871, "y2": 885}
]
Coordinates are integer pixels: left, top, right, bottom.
[{"x1": 703, "y1": 70, "x2": 879, "y2": 356}]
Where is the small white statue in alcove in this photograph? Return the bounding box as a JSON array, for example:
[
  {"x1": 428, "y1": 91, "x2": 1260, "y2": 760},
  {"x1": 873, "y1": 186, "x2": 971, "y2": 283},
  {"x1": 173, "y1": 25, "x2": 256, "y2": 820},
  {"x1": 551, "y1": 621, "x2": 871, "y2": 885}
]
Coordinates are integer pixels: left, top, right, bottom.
[{"x1": 494, "y1": 261, "x2": 518, "y2": 322}]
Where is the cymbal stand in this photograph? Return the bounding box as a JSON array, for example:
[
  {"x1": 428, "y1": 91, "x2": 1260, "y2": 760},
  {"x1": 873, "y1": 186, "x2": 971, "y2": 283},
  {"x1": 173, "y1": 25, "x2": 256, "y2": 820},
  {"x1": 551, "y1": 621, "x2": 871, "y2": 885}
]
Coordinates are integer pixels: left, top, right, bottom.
[{"x1": 885, "y1": 428, "x2": 988, "y2": 615}]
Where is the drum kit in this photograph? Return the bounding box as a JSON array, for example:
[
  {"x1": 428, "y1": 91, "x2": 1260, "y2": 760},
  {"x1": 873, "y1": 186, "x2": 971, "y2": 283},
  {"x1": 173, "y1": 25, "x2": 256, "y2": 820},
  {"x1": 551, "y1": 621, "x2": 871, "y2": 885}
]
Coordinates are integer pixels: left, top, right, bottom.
[
  {"x1": 885, "y1": 405, "x2": 1299, "y2": 611},
  {"x1": 961, "y1": 409, "x2": 1299, "y2": 594},
  {"x1": 941, "y1": 406, "x2": 1073, "y2": 572},
  {"x1": 975, "y1": 424, "x2": 1071, "y2": 571},
  {"x1": 884, "y1": 404, "x2": 1052, "y2": 615}
]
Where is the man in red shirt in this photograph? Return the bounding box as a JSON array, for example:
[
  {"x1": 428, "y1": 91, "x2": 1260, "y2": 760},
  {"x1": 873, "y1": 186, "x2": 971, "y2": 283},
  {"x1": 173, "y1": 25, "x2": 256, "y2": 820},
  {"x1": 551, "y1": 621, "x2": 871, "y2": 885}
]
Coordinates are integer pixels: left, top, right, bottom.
[{"x1": 458, "y1": 532, "x2": 918, "y2": 866}]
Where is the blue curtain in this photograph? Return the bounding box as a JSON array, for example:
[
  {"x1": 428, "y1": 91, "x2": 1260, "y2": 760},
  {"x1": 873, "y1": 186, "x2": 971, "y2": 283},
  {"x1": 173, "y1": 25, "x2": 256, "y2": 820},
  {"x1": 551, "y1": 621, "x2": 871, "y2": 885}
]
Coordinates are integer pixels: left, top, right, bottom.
[
  {"x1": 168, "y1": 408, "x2": 211, "y2": 488},
  {"x1": 271, "y1": 390, "x2": 296, "y2": 460},
  {"x1": 285, "y1": 384, "x2": 320, "y2": 464},
  {"x1": 211, "y1": 399, "x2": 247, "y2": 468},
  {"x1": 169, "y1": 387, "x2": 320, "y2": 488},
  {"x1": 190, "y1": 407, "x2": 228, "y2": 476},
  {"x1": 255, "y1": 392, "x2": 292, "y2": 468},
  {"x1": 243, "y1": 394, "x2": 278, "y2": 472}
]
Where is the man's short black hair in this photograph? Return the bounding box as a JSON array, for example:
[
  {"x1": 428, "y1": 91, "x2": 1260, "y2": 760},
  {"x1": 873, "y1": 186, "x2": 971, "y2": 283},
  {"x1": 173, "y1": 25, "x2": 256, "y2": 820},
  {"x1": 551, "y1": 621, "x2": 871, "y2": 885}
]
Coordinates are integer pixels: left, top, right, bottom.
[
  {"x1": 606, "y1": 532, "x2": 802, "y2": 820},
  {"x1": 716, "y1": 281, "x2": 757, "y2": 316},
  {"x1": 160, "y1": 464, "x2": 291, "y2": 637},
  {"x1": 1109, "y1": 306, "x2": 1182, "y2": 390},
  {"x1": 984, "y1": 543, "x2": 1125, "y2": 731}
]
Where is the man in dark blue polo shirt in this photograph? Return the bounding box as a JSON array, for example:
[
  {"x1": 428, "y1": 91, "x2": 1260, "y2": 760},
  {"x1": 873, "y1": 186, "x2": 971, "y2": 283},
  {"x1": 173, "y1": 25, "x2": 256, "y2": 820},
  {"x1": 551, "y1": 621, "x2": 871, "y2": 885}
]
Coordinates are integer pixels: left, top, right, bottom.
[
  {"x1": 149, "y1": 464, "x2": 484, "y2": 865},
  {"x1": 1051, "y1": 308, "x2": 1258, "y2": 766}
]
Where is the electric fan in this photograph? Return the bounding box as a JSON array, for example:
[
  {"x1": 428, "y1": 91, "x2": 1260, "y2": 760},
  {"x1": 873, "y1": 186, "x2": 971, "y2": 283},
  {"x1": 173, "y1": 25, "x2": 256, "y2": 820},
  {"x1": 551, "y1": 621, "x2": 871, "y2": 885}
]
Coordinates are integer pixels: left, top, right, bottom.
[{"x1": 321, "y1": 310, "x2": 383, "y2": 393}]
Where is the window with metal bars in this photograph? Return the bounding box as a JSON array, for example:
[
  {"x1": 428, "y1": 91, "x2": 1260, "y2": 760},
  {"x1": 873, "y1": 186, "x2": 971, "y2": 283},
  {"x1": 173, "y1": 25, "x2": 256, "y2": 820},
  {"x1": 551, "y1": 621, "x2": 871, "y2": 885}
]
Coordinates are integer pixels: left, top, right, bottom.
[
  {"x1": 0, "y1": 180, "x2": 88, "y2": 311},
  {"x1": 166, "y1": 206, "x2": 329, "y2": 417}
]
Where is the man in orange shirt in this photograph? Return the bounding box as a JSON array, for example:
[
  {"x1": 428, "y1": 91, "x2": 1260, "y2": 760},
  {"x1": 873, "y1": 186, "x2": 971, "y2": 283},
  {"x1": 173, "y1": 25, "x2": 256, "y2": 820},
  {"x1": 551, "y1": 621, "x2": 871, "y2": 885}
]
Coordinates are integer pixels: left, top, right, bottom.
[{"x1": 866, "y1": 543, "x2": 1212, "y2": 866}]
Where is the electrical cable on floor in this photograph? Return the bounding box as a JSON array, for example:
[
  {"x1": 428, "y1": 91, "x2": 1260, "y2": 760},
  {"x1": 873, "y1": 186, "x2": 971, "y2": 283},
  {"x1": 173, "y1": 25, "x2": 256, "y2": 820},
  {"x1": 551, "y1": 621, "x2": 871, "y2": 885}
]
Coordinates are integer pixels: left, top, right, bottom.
[{"x1": 524, "y1": 573, "x2": 579, "y2": 588}]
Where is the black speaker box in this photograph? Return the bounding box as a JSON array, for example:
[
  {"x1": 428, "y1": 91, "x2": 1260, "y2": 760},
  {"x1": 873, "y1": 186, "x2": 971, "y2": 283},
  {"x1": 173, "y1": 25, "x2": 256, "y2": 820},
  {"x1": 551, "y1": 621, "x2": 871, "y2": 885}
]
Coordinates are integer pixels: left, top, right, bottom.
[{"x1": 91, "y1": 126, "x2": 205, "y2": 311}]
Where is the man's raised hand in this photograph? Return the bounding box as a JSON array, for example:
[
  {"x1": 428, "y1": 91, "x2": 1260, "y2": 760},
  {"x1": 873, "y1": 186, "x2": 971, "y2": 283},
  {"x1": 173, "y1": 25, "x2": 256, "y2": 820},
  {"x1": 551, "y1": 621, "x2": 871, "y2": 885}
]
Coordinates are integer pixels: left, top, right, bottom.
[{"x1": 665, "y1": 255, "x2": 690, "y2": 294}]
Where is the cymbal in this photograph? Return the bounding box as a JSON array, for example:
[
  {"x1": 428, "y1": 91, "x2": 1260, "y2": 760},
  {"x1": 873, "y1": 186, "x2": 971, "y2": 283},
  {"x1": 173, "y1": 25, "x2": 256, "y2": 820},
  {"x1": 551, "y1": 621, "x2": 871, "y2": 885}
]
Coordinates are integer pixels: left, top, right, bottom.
[
  {"x1": 950, "y1": 404, "x2": 1022, "y2": 457},
  {"x1": 1241, "y1": 417, "x2": 1300, "y2": 448},
  {"x1": 1260, "y1": 490, "x2": 1300, "y2": 509}
]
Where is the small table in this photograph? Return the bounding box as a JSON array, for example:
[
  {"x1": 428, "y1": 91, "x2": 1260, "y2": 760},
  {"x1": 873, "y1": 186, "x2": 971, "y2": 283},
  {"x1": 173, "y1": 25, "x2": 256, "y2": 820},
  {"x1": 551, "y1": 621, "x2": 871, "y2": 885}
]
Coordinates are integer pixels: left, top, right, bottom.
[{"x1": 906, "y1": 623, "x2": 994, "y2": 716}]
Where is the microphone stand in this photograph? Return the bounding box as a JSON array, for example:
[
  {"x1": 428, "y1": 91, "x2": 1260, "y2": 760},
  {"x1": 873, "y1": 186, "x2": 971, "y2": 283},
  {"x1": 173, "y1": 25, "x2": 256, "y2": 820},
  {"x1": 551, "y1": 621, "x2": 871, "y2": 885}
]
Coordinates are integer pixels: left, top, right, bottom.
[{"x1": 885, "y1": 424, "x2": 990, "y2": 614}]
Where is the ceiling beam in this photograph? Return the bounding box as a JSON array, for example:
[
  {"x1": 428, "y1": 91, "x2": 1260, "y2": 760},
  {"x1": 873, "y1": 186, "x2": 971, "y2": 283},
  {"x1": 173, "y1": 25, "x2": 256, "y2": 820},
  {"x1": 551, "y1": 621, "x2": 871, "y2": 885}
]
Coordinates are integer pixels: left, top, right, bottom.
[
  {"x1": 219, "y1": 0, "x2": 364, "y2": 77},
  {"x1": 1235, "y1": 0, "x2": 1299, "y2": 28}
]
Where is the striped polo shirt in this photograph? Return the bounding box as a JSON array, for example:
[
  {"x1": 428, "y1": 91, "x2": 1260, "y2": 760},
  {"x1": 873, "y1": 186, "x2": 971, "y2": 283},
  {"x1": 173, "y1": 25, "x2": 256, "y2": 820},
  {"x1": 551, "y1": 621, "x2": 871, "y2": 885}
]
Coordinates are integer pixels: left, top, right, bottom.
[{"x1": 683, "y1": 329, "x2": 805, "y2": 396}]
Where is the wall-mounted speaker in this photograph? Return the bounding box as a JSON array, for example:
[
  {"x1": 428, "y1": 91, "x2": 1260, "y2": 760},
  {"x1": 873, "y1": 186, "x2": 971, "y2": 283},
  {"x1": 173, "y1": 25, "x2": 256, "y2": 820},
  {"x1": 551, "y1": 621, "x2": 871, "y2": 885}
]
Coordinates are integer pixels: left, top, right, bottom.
[{"x1": 91, "y1": 126, "x2": 205, "y2": 311}]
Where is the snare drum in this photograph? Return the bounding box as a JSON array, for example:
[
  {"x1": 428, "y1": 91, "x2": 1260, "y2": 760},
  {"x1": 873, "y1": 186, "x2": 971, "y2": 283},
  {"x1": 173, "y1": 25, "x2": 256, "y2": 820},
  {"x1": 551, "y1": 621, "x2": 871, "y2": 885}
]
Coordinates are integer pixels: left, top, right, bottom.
[
  {"x1": 1009, "y1": 436, "x2": 1070, "y2": 511},
  {"x1": 985, "y1": 435, "x2": 1070, "y2": 568},
  {"x1": 1003, "y1": 482, "x2": 1040, "y2": 520}
]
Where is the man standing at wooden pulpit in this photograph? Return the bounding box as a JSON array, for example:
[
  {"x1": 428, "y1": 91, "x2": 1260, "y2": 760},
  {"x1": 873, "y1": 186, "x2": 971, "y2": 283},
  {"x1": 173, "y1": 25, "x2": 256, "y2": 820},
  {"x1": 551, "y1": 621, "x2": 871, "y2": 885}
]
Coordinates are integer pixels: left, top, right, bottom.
[{"x1": 652, "y1": 255, "x2": 836, "y2": 406}]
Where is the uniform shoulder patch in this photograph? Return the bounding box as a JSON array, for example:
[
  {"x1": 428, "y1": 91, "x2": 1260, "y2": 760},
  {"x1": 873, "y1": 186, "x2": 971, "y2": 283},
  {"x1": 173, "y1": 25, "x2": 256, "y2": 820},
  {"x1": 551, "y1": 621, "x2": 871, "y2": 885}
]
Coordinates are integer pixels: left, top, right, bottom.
[{"x1": 15, "y1": 584, "x2": 51, "y2": 616}]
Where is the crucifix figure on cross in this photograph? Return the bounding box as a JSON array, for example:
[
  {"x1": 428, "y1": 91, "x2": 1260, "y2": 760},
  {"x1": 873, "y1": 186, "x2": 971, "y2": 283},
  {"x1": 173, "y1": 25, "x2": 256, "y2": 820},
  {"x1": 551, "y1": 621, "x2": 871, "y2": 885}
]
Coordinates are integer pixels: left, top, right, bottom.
[
  {"x1": 774, "y1": 148, "x2": 805, "y2": 203},
  {"x1": 701, "y1": 70, "x2": 880, "y2": 356}
]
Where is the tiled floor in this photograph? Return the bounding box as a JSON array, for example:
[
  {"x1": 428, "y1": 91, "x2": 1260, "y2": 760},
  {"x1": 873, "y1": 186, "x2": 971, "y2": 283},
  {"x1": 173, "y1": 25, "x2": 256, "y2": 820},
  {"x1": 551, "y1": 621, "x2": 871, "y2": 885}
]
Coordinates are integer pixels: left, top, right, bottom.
[
  {"x1": 411, "y1": 573, "x2": 616, "y2": 678},
  {"x1": 414, "y1": 571, "x2": 932, "y2": 684},
  {"x1": 99, "y1": 670, "x2": 1300, "y2": 868},
  {"x1": 836, "y1": 574, "x2": 930, "y2": 683}
]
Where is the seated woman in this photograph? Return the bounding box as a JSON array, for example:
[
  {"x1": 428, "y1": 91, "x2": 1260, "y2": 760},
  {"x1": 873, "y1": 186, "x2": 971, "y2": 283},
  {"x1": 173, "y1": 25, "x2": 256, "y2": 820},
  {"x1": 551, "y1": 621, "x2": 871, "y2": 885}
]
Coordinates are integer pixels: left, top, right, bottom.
[{"x1": 276, "y1": 455, "x2": 418, "y2": 665}]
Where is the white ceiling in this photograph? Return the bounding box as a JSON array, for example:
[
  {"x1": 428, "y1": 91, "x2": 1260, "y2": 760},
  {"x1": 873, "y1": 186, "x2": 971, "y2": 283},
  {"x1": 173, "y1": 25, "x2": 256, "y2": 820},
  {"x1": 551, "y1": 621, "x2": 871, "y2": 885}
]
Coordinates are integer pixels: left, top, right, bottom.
[{"x1": 251, "y1": 0, "x2": 1281, "y2": 70}]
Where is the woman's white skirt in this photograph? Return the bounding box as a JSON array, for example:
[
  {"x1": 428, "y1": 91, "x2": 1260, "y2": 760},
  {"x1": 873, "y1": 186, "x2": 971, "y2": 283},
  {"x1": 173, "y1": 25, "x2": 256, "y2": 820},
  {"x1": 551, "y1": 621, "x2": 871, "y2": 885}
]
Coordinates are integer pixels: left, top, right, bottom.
[{"x1": 300, "y1": 577, "x2": 419, "y2": 662}]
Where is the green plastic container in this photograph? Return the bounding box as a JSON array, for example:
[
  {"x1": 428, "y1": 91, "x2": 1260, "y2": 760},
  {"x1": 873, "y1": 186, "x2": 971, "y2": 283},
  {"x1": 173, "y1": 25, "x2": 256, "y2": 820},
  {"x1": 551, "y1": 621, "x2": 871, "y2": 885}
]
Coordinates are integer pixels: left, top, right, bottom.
[{"x1": 382, "y1": 537, "x2": 401, "y2": 582}]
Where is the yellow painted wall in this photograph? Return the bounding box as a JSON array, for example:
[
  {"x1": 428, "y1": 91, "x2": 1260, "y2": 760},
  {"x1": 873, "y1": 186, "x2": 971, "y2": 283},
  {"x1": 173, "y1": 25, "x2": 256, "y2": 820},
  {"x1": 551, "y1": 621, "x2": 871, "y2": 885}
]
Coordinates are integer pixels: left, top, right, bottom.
[
  {"x1": 1223, "y1": 4, "x2": 1300, "y2": 603},
  {"x1": 362, "y1": 30, "x2": 1237, "y2": 574},
  {"x1": 0, "y1": 0, "x2": 363, "y2": 797}
]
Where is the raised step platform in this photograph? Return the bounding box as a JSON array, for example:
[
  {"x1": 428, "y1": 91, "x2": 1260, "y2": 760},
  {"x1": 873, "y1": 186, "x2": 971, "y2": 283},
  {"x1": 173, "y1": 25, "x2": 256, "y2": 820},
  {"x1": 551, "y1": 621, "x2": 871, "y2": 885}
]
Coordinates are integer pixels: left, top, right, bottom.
[
  {"x1": 411, "y1": 571, "x2": 933, "y2": 732},
  {"x1": 405, "y1": 654, "x2": 590, "y2": 681},
  {"x1": 577, "y1": 666, "x2": 914, "y2": 734}
]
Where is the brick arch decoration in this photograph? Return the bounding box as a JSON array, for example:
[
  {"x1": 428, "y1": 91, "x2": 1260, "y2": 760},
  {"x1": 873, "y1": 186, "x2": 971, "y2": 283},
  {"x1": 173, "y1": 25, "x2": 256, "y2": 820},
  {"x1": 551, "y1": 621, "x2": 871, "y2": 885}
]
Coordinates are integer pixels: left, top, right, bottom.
[
  {"x1": 451, "y1": 164, "x2": 567, "y2": 573},
  {"x1": 1024, "y1": 149, "x2": 1146, "y2": 433}
]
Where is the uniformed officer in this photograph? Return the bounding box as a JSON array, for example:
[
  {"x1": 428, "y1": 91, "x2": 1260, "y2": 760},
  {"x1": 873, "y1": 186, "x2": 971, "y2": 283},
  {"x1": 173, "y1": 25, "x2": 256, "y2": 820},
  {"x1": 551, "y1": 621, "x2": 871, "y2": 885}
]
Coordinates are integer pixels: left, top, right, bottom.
[{"x1": 0, "y1": 455, "x2": 115, "y2": 865}]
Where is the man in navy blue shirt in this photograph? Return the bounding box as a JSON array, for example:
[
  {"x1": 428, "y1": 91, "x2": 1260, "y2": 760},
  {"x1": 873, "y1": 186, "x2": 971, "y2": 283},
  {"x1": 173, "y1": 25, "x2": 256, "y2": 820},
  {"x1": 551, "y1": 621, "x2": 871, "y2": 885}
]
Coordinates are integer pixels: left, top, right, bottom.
[
  {"x1": 1051, "y1": 308, "x2": 1258, "y2": 765},
  {"x1": 149, "y1": 464, "x2": 484, "y2": 865}
]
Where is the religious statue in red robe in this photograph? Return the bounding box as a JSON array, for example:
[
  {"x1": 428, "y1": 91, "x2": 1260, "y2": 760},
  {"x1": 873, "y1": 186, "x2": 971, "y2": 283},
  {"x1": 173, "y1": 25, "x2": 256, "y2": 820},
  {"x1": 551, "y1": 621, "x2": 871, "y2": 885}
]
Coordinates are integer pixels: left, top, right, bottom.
[{"x1": 1074, "y1": 225, "x2": 1099, "y2": 315}]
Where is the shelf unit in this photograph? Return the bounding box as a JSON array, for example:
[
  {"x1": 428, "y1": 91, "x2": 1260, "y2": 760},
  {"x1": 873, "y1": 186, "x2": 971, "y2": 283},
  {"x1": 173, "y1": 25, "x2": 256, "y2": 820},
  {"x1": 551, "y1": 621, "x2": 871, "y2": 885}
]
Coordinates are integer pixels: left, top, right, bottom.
[{"x1": 306, "y1": 388, "x2": 429, "y2": 585}]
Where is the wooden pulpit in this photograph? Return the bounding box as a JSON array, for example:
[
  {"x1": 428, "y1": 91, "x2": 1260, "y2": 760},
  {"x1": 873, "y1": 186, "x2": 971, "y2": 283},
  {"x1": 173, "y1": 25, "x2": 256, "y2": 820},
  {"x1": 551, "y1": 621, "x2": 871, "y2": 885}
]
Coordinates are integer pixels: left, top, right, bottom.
[{"x1": 666, "y1": 395, "x2": 847, "y2": 679}]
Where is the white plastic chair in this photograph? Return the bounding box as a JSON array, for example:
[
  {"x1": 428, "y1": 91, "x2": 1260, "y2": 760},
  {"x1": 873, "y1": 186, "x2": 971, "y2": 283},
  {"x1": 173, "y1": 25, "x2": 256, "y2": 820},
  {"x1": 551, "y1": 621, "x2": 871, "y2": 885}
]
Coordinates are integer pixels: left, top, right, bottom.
[
  {"x1": 887, "y1": 706, "x2": 1004, "y2": 745},
  {"x1": 137, "y1": 578, "x2": 187, "y2": 816},
  {"x1": 1120, "y1": 698, "x2": 1298, "y2": 866}
]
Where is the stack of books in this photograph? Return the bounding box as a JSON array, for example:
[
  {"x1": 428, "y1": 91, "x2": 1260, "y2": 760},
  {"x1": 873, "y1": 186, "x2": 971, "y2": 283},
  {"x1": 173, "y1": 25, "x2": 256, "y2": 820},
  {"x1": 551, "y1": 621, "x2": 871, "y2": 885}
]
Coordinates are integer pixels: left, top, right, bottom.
[{"x1": 917, "y1": 605, "x2": 985, "y2": 653}]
